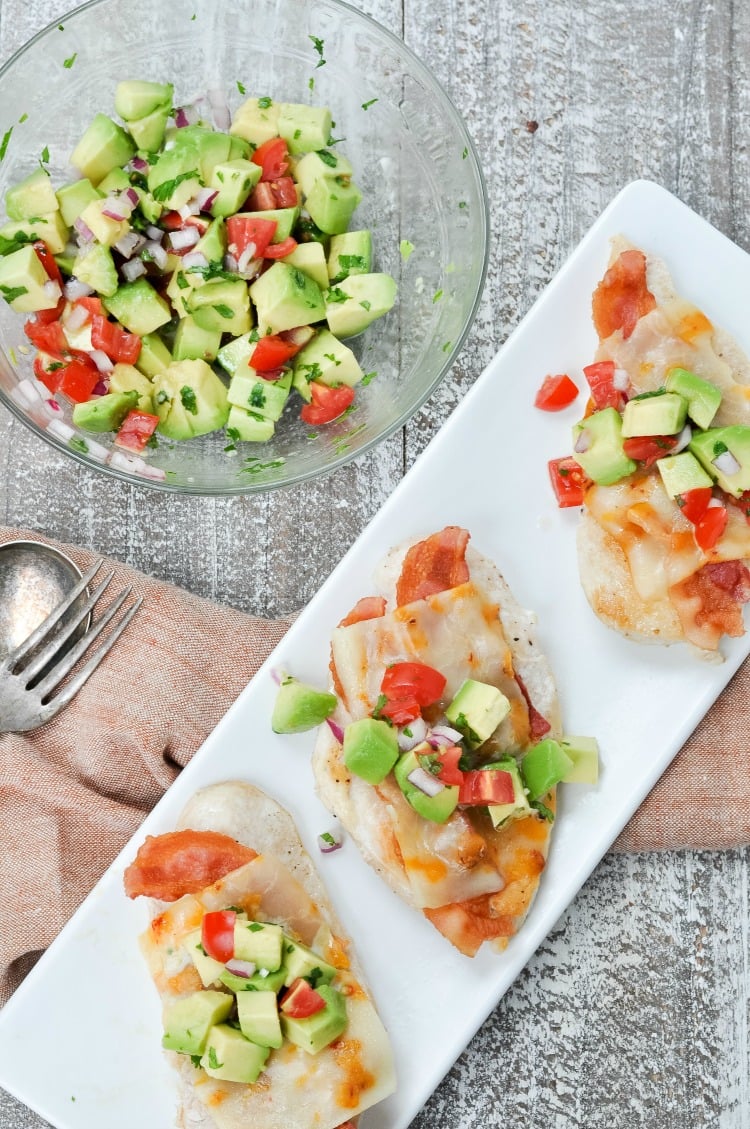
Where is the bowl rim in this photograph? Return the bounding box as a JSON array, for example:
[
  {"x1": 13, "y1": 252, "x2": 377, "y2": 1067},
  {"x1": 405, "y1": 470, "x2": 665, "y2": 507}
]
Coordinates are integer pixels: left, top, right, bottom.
[{"x1": 0, "y1": 0, "x2": 490, "y2": 496}]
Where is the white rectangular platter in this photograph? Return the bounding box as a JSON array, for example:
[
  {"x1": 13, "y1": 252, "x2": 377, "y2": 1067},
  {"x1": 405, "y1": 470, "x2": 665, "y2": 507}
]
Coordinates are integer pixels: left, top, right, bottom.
[{"x1": 1, "y1": 179, "x2": 748, "y2": 1129}]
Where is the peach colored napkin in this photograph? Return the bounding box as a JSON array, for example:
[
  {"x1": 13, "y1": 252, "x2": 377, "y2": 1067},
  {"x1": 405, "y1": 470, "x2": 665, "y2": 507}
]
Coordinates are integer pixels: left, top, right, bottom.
[{"x1": 0, "y1": 528, "x2": 747, "y2": 1004}]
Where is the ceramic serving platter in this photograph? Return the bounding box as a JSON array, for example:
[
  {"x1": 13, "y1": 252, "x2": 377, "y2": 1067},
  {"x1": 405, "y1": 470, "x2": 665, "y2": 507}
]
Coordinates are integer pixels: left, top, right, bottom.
[{"x1": 1, "y1": 180, "x2": 748, "y2": 1129}]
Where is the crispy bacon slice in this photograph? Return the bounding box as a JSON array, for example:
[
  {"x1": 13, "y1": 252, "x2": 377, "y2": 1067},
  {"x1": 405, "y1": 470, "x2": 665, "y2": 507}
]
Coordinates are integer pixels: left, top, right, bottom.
[
  {"x1": 514, "y1": 673, "x2": 551, "y2": 741},
  {"x1": 671, "y1": 560, "x2": 750, "y2": 649},
  {"x1": 423, "y1": 893, "x2": 515, "y2": 957},
  {"x1": 123, "y1": 830, "x2": 257, "y2": 901},
  {"x1": 339, "y1": 596, "x2": 387, "y2": 627},
  {"x1": 395, "y1": 526, "x2": 470, "y2": 607},
  {"x1": 702, "y1": 560, "x2": 750, "y2": 602},
  {"x1": 592, "y1": 249, "x2": 656, "y2": 341}
]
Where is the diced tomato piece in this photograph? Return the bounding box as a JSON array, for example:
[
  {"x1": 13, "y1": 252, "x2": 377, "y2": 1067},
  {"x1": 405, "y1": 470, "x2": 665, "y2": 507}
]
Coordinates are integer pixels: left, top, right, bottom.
[
  {"x1": 201, "y1": 910, "x2": 236, "y2": 963},
  {"x1": 226, "y1": 214, "x2": 277, "y2": 259},
  {"x1": 263, "y1": 236, "x2": 297, "y2": 260},
  {"x1": 677, "y1": 487, "x2": 713, "y2": 525},
  {"x1": 251, "y1": 333, "x2": 301, "y2": 372},
  {"x1": 280, "y1": 978, "x2": 327, "y2": 1019},
  {"x1": 33, "y1": 352, "x2": 64, "y2": 393},
  {"x1": 24, "y1": 317, "x2": 69, "y2": 358},
  {"x1": 534, "y1": 373, "x2": 579, "y2": 411},
  {"x1": 31, "y1": 240, "x2": 65, "y2": 320},
  {"x1": 378, "y1": 695, "x2": 421, "y2": 726},
  {"x1": 458, "y1": 769, "x2": 515, "y2": 806},
  {"x1": 694, "y1": 504, "x2": 728, "y2": 552},
  {"x1": 300, "y1": 381, "x2": 355, "y2": 425},
  {"x1": 430, "y1": 745, "x2": 465, "y2": 786},
  {"x1": 381, "y1": 662, "x2": 446, "y2": 708},
  {"x1": 252, "y1": 137, "x2": 290, "y2": 181},
  {"x1": 184, "y1": 215, "x2": 209, "y2": 234},
  {"x1": 583, "y1": 360, "x2": 627, "y2": 411},
  {"x1": 622, "y1": 434, "x2": 678, "y2": 467},
  {"x1": 56, "y1": 357, "x2": 100, "y2": 403},
  {"x1": 247, "y1": 181, "x2": 278, "y2": 211},
  {"x1": 115, "y1": 410, "x2": 159, "y2": 452},
  {"x1": 90, "y1": 314, "x2": 141, "y2": 364},
  {"x1": 270, "y1": 175, "x2": 298, "y2": 208},
  {"x1": 75, "y1": 296, "x2": 104, "y2": 319},
  {"x1": 548, "y1": 456, "x2": 590, "y2": 508},
  {"x1": 160, "y1": 210, "x2": 184, "y2": 230},
  {"x1": 726, "y1": 488, "x2": 750, "y2": 525}
]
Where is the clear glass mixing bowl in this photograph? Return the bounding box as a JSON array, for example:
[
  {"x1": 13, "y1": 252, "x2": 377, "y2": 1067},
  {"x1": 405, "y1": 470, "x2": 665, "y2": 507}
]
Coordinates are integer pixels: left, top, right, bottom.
[{"x1": 0, "y1": 0, "x2": 489, "y2": 493}]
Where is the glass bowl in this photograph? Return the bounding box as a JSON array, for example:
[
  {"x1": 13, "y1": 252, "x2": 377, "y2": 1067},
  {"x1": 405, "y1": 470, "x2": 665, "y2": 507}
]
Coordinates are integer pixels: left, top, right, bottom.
[{"x1": 0, "y1": 0, "x2": 489, "y2": 494}]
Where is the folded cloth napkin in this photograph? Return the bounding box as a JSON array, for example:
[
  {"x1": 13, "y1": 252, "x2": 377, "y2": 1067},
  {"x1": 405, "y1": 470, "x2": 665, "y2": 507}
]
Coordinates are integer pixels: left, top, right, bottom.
[{"x1": 0, "y1": 528, "x2": 748, "y2": 1004}]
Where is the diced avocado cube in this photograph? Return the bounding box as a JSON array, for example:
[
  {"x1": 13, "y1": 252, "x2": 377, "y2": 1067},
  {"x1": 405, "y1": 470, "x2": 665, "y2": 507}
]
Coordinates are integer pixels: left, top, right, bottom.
[
  {"x1": 393, "y1": 748, "x2": 459, "y2": 824},
  {"x1": 327, "y1": 230, "x2": 372, "y2": 283},
  {"x1": 182, "y1": 928, "x2": 225, "y2": 988},
  {"x1": 97, "y1": 168, "x2": 130, "y2": 194},
  {"x1": 6, "y1": 168, "x2": 59, "y2": 221},
  {"x1": 233, "y1": 921, "x2": 283, "y2": 970},
  {"x1": 294, "y1": 150, "x2": 354, "y2": 198},
  {"x1": 236, "y1": 991, "x2": 283, "y2": 1050},
  {"x1": 147, "y1": 145, "x2": 202, "y2": 209},
  {"x1": 285, "y1": 241, "x2": 329, "y2": 291},
  {"x1": 230, "y1": 96, "x2": 281, "y2": 145},
  {"x1": 228, "y1": 369, "x2": 291, "y2": 423},
  {"x1": 281, "y1": 985, "x2": 347, "y2": 1055},
  {"x1": 166, "y1": 269, "x2": 193, "y2": 319},
  {"x1": 228, "y1": 135, "x2": 253, "y2": 161},
  {"x1": 665, "y1": 366, "x2": 722, "y2": 430},
  {"x1": 72, "y1": 391, "x2": 138, "y2": 433},
  {"x1": 188, "y1": 276, "x2": 251, "y2": 337},
  {"x1": 109, "y1": 364, "x2": 154, "y2": 413},
  {"x1": 115, "y1": 79, "x2": 173, "y2": 121},
  {"x1": 194, "y1": 218, "x2": 227, "y2": 264},
  {"x1": 241, "y1": 206, "x2": 299, "y2": 244},
  {"x1": 73, "y1": 242, "x2": 118, "y2": 297},
  {"x1": 161, "y1": 990, "x2": 233, "y2": 1056},
  {"x1": 78, "y1": 198, "x2": 129, "y2": 248},
  {"x1": 305, "y1": 177, "x2": 362, "y2": 235},
  {"x1": 217, "y1": 331, "x2": 256, "y2": 376},
  {"x1": 136, "y1": 332, "x2": 172, "y2": 378},
  {"x1": 487, "y1": 757, "x2": 531, "y2": 828},
  {"x1": 152, "y1": 358, "x2": 229, "y2": 439},
  {"x1": 171, "y1": 126, "x2": 233, "y2": 182},
  {"x1": 219, "y1": 963, "x2": 287, "y2": 994},
  {"x1": 104, "y1": 278, "x2": 172, "y2": 336},
  {"x1": 278, "y1": 102, "x2": 333, "y2": 154},
  {"x1": 325, "y1": 273, "x2": 397, "y2": 338},
  {"x1": 559, "y1": 736, "x2": 600, "y2": 785},
  {"x1": 137, "y1": 190, "x2": 162, "y2": 224},
  {"x1": 56, "y1": 178, "x2": 101, "y2": 226},
  {"x1": 292, "y1": 328, "x2": 363, "y2": 399},
  {"x1": 0, "y1": 244, "x2": 60, "y2": 313},
  {"x1": 282, "y1": 939, "x2": 337, "y2": 988},
  {"x1": 343, "y1": 717, "x2": 399, "y2": 785},
  {"x1": 127, "y1": 106, "x2": 171, "y2": 152},
  {"x1": 445, "y1": 679, "x2": 511, "y2": 748},
  {"x1": 54, "y1": 253, "x2": 76, "y2": 277},
  {"x1": 226, "y1": 405, "x2": 275, "y2": 442},
  {"x1": 621, "y1": 392, "x2": 687, "y2": 438},
  {"x1": 571, "y1": 408, "x2": 637, "y2": 486},
  {"x1": 71, "y1": 113, "x2": 136, "y2": 185},
  {"x1": 250, "y1": 262, "x2": 326, "y2": 334},
  {"x1": 209, "y1": 159, "x2": 262, "y2": 218},
  {"x1": 271, "y1": 676, "x2": 338, "y2": 733},
  {"x1": 657, "y1": 451, "x2": 713, "y2": 498},
  {"x1": 0, "y1": 211, "x2": 69, "y2": 255},
  {"x1": 173, "y1": 314, "x2": 222, "y2": 362},
  {"x1": 520, "y1": 738, "x2": 574, "y2": 801},
  {"x1": 689, "y1": 425, "x2": 750, "y2": 497},
  {"x1": 200, "y1": 1024, "x2": 270, "y2": 1083}
]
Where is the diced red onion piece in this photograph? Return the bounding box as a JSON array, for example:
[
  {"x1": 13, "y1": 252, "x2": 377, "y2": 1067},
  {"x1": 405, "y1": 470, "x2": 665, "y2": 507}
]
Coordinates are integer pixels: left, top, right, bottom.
[
  {"x1": 12, "y1": 379, "x2": 41, "y2": 407},
  {"x1": 124, "y1": 187, "x2": 139, "y2": 209},
  {"x1": 237, "y1": 243, "x2": 257, "y2": 273},
  {"x1": 194, "y1": 187, "x2": 219, "y2": 212},
  {"x1": 121, "y1": 258, "x2": 147, "y2": 282},
  {"x1": 224, "y1": 958, "x2": 256, "y2": 979},
  {"x1": 397, "y1": 716, "x2": 428, "y2": 751},
  {"x1": 63, "y1": 278, "x2": 94, "y2": 302},
  {"x1": 574, "y1": 429, "x2": 591, "y2": 454},
  {"x1": 612, "y1": 367, "x2": 630, "y2": 392},
  {"x1": 145, "y1": 225, "x2": 164, "y2": 242},
  {"x1": 108, "y1": 449, "x2": 142, "y2": 472},
  {"x1": 136, "y1": 462, "x2": 167, "y2": 481},
  {"x1": 178, "y1": 199, "x2": 201, "y2": 220},
  {"x1": 144, "y1": 240, "x2": 168, "y2": 269},
  {"x1": 429, "y1": 723, "x2": 463, "y2": 745},
  {"x1": 326, "y1": 717, "x2": 345, "y2": 744},
  {"x1": 65, "y1": 304, "x2": 90, "y2": 332},
  {"x1": 208, "y1": 88, "x2": 231, "y2": 131},
  {"x1": 83, "y1": 437, "x2": 109, "y2": 462},
  {"x1": 281, "y1": 326, "x2": 315, "y2": 349},
  {"x1": 224, "y1": 253, "x2": 239, "y2": 273},
  {"x1": 45, "y1": 397, "x2": 61, "y2": 412},
  {"x1": 47, "y1": 418, "x2": 74, "y2": 442},
  {"x1": 114, "y1": 231, "x2": 146, "y2": 259},
  {"x1": 130, "y1": 155, "x2": 149, "y2": 172},
  {"x1": 673, "y1": 423, "x2": 693, "y2": 453},
  {"x1": 168, "y1": 226, "x2": 201, "y2": 251},
  {"x1": 89, "y1": 349, "x2": 114, "y2": 374},
  {"x1": 317, "y1": 828, "x2": 343, "y2": 854},
  {"x1": 92, "y1": 379, "x2": 108, "y2": 396},
  {"x1": 74, "y1": 218, "x2": 94, "y2": 243},
  {"x1": 102, "y1": 194, "x2": 132, "y2": 221},
  {"x1": 270, "y1": 667, "x2": 285, "y2": 686},
  {"x1": 407, "y1": 767, "x2": 445, "y2": 797},
  {"x1": 182, "y1": 251, "x2": 209, "y2": 270},
  {"x1": 174, "y1": 106, "x2": 190, "y2": 128},
  {"x1": 713, "y1": 450, "x2": 741, "y2": 476},
  {"x1": 43, "y1": 280, "x2": 62, "y2": 301}
]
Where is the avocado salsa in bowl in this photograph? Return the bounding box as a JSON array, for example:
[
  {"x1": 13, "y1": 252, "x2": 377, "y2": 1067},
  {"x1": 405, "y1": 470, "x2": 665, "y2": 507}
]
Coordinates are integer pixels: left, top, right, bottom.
[{"x1": 0, "y1": 0, "x2": 489, "y2": 494}]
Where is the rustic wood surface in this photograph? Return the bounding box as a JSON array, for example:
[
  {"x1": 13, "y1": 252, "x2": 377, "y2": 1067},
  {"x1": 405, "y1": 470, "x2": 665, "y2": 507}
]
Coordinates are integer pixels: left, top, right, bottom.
[{"x1": 1, "y1": 0, "x2": 749, "y2": 1126}]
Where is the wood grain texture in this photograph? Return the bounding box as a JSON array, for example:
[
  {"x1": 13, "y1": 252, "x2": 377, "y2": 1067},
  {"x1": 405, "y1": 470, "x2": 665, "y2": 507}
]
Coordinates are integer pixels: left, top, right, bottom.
[{"x1": 1, "y1": 0, "x2": 749, "y2": 1126}]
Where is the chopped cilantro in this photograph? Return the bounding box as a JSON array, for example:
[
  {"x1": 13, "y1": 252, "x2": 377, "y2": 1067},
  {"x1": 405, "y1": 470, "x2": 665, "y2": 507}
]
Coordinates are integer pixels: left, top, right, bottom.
[
  {"x1": 63, "y1": 52, "x2": 77, "y2": 69},
  {"x1": 304, "y1": 966, "x2": 326, "y2": 989},
  {"x1": 402, "y1": 727, "x2": 413, "y2": 738},
  {"x1": 531, "y1": 798, "x2": 555, "y2": 823},
  {"x1": 433, "y1": 289, "x2": 443, "y2": 303},
  {"x1": 152, "y1": 170, "x2": 198, "y2": 202},
  {"x1": 300, "y1": 361, "x2": 322, "y2": 382},
  {"x1": 294, "y1": 128, "x2": 302, "y2": 140},
  {"x1": 371, "y1": 693, "x2": 389, "y2": 720},
  {"x1": 631, "y1": 388, "x2": 667, "y2": 400},
  {"x1": 0, "y1": 232, "x2": 36, "y2": 257},
  {"x1": 68, "y1": 437, "x2": 89, "y2": 454},
  {"x1": 57, "y1": 23, "x2": 64, "y2": 29},
  {"x1": 320, "y1": 833, "x2": 336, "y2": 846},
  {"x1": 361, "y1": 98, "x2": 378, "y2": 110},
  {"x1": 399, "y1": 239, "x2": 415, "y2": 261},
  {"x1": 176, "y1": 274, "x2": 189, "y2": 290},
  {"x1": 308, "y1": 76, "x2": 315, "y2": 92},
  {"x1": 713, "y1": 440, "x2": 729, "y2": 456},
  {"x1": 249, "y1": 384, "x2": 266, "y2": 408},
  {"x1": 185, "y1": 260, "x2": 237, "y2": 282},
  {"x1": 18, "y1": 113, "x2": 27, "y2": 124},
  {"x1": 327, "y1": 286, "x2": 349, "y2": 304},
  {"x1": 214, "y1": 303, "x2": 234, "y2": 319},
  {"x1": 323, "y1": 352, "x2": 340, "y2": 365},
  {"x1": 190, "y1": 1055, "x2": 202, "y2": 1067},
  {"x1": 237, "y1": 80, "x2": 246, "y2": 95},
  {"x1": 0, "y1": 284, "x2": 28, "y2": 303},
  {"x1": 0, "y1": 126, "x2": 13, "y2": 162},
  {"x1": 361, "y1": 371, "x2": 376, "y2": 385},
  {"x1": 257, "y1": 96, "x2": 273, "y2": 109},
  {"x1": 458, "y1": 201, "x2": 467, "y2": 210},
  {"x1": 247, "y1": 922, "x2": 264, "y2": 932},
  {"x1": 309, "y1": 34, "x2": 326, "y2": 67},
  {"x1": 180, "y1": 385, "x2": 198, "y2": 414},
  {"x1": 359, "y1": 300, "x2": 371, "y2": 311},
  {"x1": 462, "y1": 146, "x2": 468, "y2": 159},
  {"x1": 317, "y1": 149, "x2": 337, "y2": 168},
  {"x1": 452, "y1": 711, "x2": 480, "y2": 746},
  {"x1": 155, "y1": 389, "x2": 169, "y2": 405},
  {"x1": 328, "y1": 136, "x2": 345, "y2": 146},
  {"x1": 207, "y1": 1048, "x2": 223, "y2": 1070},
  {"x1": 226, "y1": 426, "x2": 240, "y2": 442},
  {"x1": 191, "y1": 12, "x2": 196, "y2": 19}
]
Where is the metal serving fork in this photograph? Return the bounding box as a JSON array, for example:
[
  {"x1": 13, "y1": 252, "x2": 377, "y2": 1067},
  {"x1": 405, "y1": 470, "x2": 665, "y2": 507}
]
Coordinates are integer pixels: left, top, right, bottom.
[{"x1": 0, "y1": 560, "x2": 142, "y2": 733}]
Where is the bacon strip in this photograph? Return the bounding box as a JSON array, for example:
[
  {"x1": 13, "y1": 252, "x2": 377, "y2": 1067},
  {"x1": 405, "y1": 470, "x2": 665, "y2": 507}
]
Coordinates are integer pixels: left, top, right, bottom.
[
  {"x1": 424, "y1": 893, "x2": 515, "y2": 957},
  {"x1": 592, "y1": 249, "x2": 656, "y2": 341},
  {"x1": 395, "y1": 526, "x2": 470, "y2": 607},
  {"x1": 670, "y1": 561, "x2": 750, "y2": 649},
  {"x1": 124, "y1": 830, "x2": 257, "y2": 901},
  {"x1": 339, "y1": 596, "x2": 387, "y2": 627}
]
